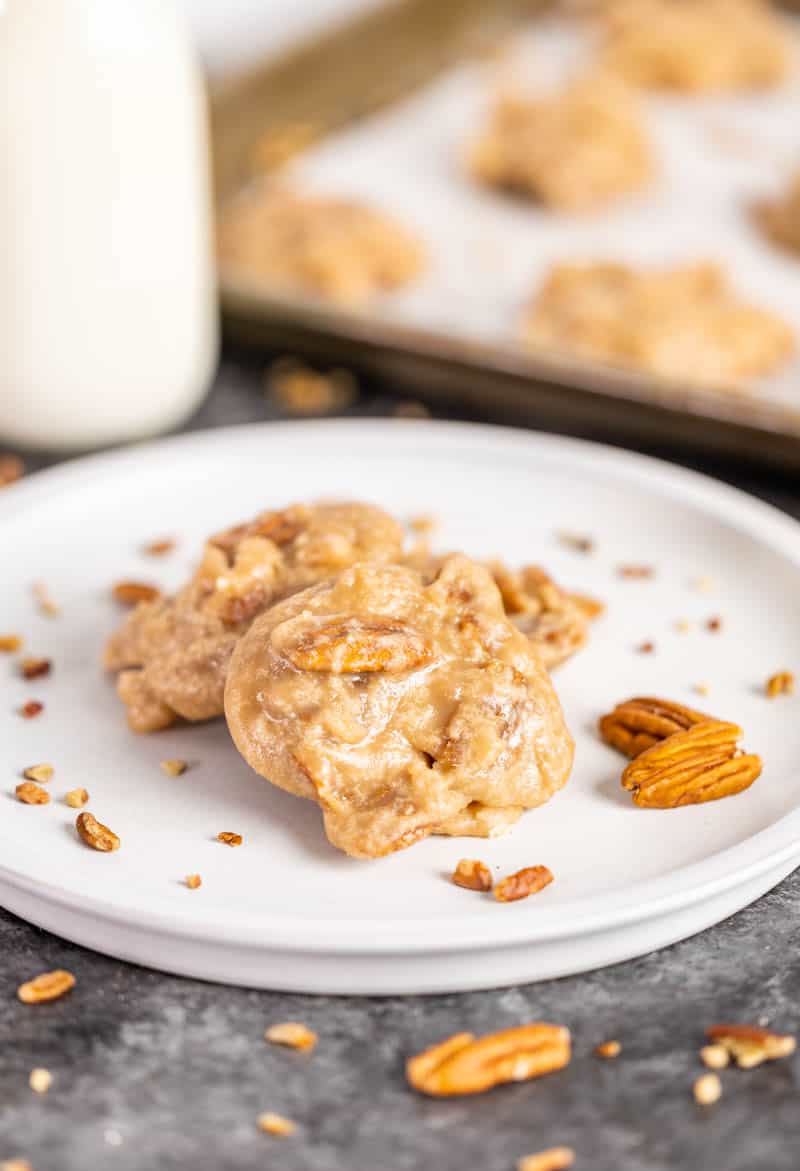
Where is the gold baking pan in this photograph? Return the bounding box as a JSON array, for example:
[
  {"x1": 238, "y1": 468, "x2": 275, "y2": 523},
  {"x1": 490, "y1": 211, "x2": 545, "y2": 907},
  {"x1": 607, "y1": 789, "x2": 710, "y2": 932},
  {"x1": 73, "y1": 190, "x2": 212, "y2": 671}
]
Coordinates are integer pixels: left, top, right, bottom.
[{"x1": 211, "y1": 0, "x2": 800, "y2": 472}]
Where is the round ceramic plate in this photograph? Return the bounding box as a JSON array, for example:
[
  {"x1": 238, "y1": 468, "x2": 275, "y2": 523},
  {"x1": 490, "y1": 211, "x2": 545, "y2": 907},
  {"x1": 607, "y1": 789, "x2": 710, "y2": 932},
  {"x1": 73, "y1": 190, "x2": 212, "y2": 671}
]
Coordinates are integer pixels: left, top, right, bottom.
[{"x1": 2, "y1": 420, "x2": 799, "y2": 994}]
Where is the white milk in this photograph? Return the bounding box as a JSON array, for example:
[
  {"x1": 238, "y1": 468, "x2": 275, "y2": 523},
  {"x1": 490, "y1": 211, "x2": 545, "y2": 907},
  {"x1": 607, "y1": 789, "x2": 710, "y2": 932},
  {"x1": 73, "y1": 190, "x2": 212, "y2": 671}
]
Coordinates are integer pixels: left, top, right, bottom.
[{"x1": 0, "y1": 0, "x2": 219, "y2": 450}]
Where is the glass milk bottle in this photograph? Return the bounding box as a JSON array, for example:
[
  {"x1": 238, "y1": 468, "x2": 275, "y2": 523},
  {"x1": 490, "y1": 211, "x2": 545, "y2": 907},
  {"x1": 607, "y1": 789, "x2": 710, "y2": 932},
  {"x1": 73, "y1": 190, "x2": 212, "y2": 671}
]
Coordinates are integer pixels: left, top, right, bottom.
[{"x1": 0, "y1": 0, "x2": 219, "y2": 450}]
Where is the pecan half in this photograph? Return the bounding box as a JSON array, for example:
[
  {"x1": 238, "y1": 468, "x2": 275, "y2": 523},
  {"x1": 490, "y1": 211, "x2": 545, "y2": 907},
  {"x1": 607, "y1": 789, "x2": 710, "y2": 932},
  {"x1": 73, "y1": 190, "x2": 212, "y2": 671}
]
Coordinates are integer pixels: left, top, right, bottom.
[
  {"x1": 17, "y1": 969, "x2": 75, "y2": 1004},
  {"x1": 495, "y1": 865, "x2": 554, "y2": 903},
  {"x1": 452, "y1": 858, "x2": 493, "y2": 892},
  {"x1": 76, "y1": 812, "x2": 120, "y2": 852},
  {"x1": 407, "y1": 1023, "x2": 571, "y2": 1097},
  {"x1": 16, "y1": 782, "x2": 50, "y2": 805},
  {"x1": 705, "y1": 1024, "x2": 796, "y2": 1068},
  {"x1": 621, "y1": 720, "x2": 762, "y2": 808},
  {"x1": 599, "y1": 696, "x2": 709, "y2": 759},
  {"x1": 279, "y1": 617, "x2": 430, "y2": 674},
  {"x1": 112, "y1": 580, "x2": 161, "y2": 606}
]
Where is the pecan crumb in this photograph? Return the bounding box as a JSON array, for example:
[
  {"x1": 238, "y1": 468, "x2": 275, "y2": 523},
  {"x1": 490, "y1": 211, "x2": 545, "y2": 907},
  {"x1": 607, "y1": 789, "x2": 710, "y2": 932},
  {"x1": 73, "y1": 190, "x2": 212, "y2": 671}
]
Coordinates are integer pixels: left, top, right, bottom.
[
  {"x1": 65, "y1": 788, "x2": 89, "y2": 809},
  {"x1": 266, "y1": 359, "x2": 357, "y2": 415},
  {"x1": 637, "y1": 640, "x2": 655, "y2": 654},
  {"x1": 705, "y1": 1024, "x2": 796, "y2": 1068},
  {"x1": 19, "y1": 657, "x2": 51, "y2": 680},
  {"x1": 518, "y1": 1148, "x2": 576, "y2": 1171},
  {"x1": 409, "y1": 514, "x2": 437, "y2": 536},
  {"x1": 257, "y1": 1112, "x2": 296, "y2": 1137},
  {"x1": 142, "y1": 537, "x2": 176, "y2": 557},
  {"x1": 705, "y1": 615, "x2": 722, "y2": 632},
  {"x1": 112, "y1": 580, "x2": 160, "y2": 607},
  {"x1": 0, "y1": 453, "x2": 24, "y2": 486},
  {"x1": 32, "y1": 582, "x2": 60, "y2": 617},
  {"x1": 594, "y1": 1039, "x2": 621, "y2": 1059},
  {"x1": 618, "y1": 564, "x2": 654, "y2": 579},
  {"x1": 217, "y1": 831, "x2": 242, "y2": 847},
  {"x1": 393, "y1": 400, "x2": 431, "y2": 419},
  {"x1": 452, "y1": 858, "x2": 493, "y2": 892},
  {"x1": 22, "y1": 764, "x2": 53, "y2": 784},
  {"x1": 495, "y1": 865, "x2": 554, "y2": 903},
  {"x1": 0, "y1": 1161, "x2": 33, "y2": 1171},
  {"x1": 675, "y1": 619, "x2": 691, "y2": 634},
  {"x1": 766, "y1": 670, "x2": 795, "y2": 698},
  {"x1": 700, "y1": 1044, "x2": 730, "y2": 1070},
  {"x1": 407, "y1": 1023, "x2": 571, "y2": 1096},
  {"x1": 76, "y1": 812, "x2": 120, "y2": 852},
  {"x1": 693, "y1": 682, "x2": 711, "y2": 696},
  {"x1": 0, "y1": 635, "x2": 22, "y2": 653},
  {"x1": 557, "y1": 530, "x2": 594, "y2": 554},
  {"x1": 265, "y1": 1022, "x2": 318, "y2": 1052},
  {"x1": 160, "y1": 759, "x2": 188, "y2": 777},
  {"x1": 19, "y1": 700, "x2": 43, "y2": 719},
  {"x1": 185, "y1": 874, "x2": 202, "y2": 890},
  {"x1": 16, "y1": 782, "x2": 50, "y2": 806},
  {"x1": 17, "y1": 969, "x2": 75, "y2": 1004},
  {"x1": 692, "y1": 575, "x2": 714, "y2": 593},
  {"x1": 693, "y1": 1072, "x2": 722, "y2": 1105},
  {"x1": 28, "y1": 1068, "x2": 52, "y2": 1095}
]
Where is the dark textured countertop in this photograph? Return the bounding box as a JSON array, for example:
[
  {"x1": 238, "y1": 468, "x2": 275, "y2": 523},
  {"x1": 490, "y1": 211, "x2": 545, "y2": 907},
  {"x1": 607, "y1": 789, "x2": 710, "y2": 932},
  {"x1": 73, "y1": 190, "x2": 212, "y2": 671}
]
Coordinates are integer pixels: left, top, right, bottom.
[{"x1": 2, "y1": 349, "x2": 800, "y2": 1171}]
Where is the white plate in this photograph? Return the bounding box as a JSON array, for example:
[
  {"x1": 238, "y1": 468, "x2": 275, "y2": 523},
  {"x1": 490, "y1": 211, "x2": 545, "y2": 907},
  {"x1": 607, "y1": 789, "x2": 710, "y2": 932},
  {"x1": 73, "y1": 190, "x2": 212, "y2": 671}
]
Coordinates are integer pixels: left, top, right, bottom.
[{"x1": 1, "y1": 420, "x2": 799, "y2": 994}]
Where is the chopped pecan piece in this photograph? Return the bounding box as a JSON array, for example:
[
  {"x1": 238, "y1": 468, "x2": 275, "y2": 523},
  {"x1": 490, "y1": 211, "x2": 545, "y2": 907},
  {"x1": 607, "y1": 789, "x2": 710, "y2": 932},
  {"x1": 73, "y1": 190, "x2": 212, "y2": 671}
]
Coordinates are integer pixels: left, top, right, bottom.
[
  {"x1": 279, "y1": 617, "x2": 431, "y2": 674},
  {"x1": 22, "y1": 764, "x2": 53, "y2": 784},
  {"x1": 265, "y1": 1022, "x2": 317, "y2": 1051},
  {"x1": 495, "y1": 865, "x2": 554, "y2": 903},
  {"x1": 637, "y1": 640, "x2": 655, "y2": 654},
  {"x1": 700, "y1": 1044, "x2": 730, "y2": 1070},
  {"x1": 16, "y1": 782, "x2": 50, "y2": 805},
  {"x1": 32, "y1": 582, "x2": 60, "y2": 617},
  {"x1": 19, "y1": 700, "x2": 43, "y2": 719},
  {"x1": 19, "y1": 657, "x2": 51, "y2": 680},
  {"x1": 185, "y1": 874, "x2": 202, "y2": 889},
  {"x1": 621, "y1": 720, "x2": 761, "y2": 808},
  {"x1": 112, "y1": 580, "x2": 161, "y2": 606},
  {"x1": 76, "y1": 812, "x2": 120, "y2": 852},
  {"x1": 706, "y1": 616, "x2": 722, "y2": 633},
  {"x1": 693, "y1": 1072, "x2": 722, "y2": 1105},
  {"x1": 257, "y1": 1112, "x2": 296, "y2": 1137},
  {"x1": 142, "y1": 537, "x2": 176, "y2": 557},
  {"x1": 65, "y1": 788, "x2": 89, "y2": 808},
  {"x1": 594, "y1": 1039, "x2": 621, "y2": 1059},
  {"x1": 705, "y1": 1024, "x2": 796, "y2": 1068},
  {"x1": 766, "y1": 670, "x2": 795, "y2": 698},
  {"x1": 17, "y1": 969, "x2": 75, "y2": 1004},
  {"x1": 0, "y1": 634, "x2": 22, "y2": 652},
  {"x1": 0, "y1": 1160, "x2": 34, "y2": 1171},
  {"x1": 0, "y1": 454, "x2": 24, "y2": 486},
  {"x1": 407, "y1": 1023, "x2": 571, "y2": 1096},
  {"x1": 28, "y1": 1068, "x2": 52, "y2": 1094},
  {"x1": 217, "y1": 831, "x2": 243, "y2": 847},
  {"x1": 557, "y1": 530, "x2": 593, "y2": 554},
  {"x1": 452, "y1": 858, "x2": 493, "y2": 892},
  {"x1": 518, "y1": 1149, "x2": 575, "y2": 1171},
  {"x1": 599, "y1": 696, "x2": 710, "y2": 759},
  {"x1": 618, "y1": 564, "x2": 654, "y2": 579},
  {"x1": 160, "y1": 759, "x2": 188, "y2": 777}
]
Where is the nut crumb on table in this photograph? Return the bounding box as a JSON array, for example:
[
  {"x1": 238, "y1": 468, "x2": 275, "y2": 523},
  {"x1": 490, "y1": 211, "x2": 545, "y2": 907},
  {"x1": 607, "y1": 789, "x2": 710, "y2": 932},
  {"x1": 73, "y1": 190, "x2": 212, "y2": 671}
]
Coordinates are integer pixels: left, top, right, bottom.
[
  {"x1": 594, "y1": 1039, "x2": 622, "y2": 1059},
  {"x1": 599, "y1": 0, "x2": 790, "y2": 92},
  {"x1": 468, "y1": 75, "x2": 652, "y2": 212},
  {"x1": 265, "y1": 1022, "x2": 318, "y2": 1051},
  {"x1": 265, "y1": 358, "x2": 358, "y2": 415},
  {"x1": 518, "y1": 1148, "x2": 576, "y2": 1171},
  {"x1": 522, "y1": 263, "x2": 794, "y2": 391},
  {"x1": 705, "y1": 1023, "x2": 796, "y2": 1067},
  {"x1": 693, "y1": 1072, "x2": 722, "y2": 1105},
  {"x1": 256, "y1": 1112, "x2": 296, "y2": 1137},
  {"x1": 217, "y1": 187, "x2": 425, "y2": 305}
]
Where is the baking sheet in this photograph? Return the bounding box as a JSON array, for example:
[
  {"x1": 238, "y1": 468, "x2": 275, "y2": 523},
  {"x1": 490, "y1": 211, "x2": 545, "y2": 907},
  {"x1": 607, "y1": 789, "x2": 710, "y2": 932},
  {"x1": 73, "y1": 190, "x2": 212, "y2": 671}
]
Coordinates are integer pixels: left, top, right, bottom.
[{"x1": 219, "y1": 7, "x2": 800, "y2": 440}]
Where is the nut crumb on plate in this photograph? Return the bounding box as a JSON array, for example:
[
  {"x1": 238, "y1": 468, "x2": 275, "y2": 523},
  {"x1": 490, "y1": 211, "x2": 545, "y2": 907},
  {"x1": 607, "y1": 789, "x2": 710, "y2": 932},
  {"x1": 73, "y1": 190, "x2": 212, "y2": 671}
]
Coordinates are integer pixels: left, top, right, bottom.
[
  {"x1": 19, "y1": 700, "x2": 43, "y2": 719},
  {"x1": 76, "y1": 812, "x2": 120, "y2": 852},
  {"x1": 266, "y1": 358, "x2": 358, "y2": 415},
  {"x1": 557, "y1": 531, "x2": 594, "y2": 554},
  {"x1": 693, "y1": 682, "x2": 711, "y2": 697},
  {"x1": 452, "y1": 858, "x2": 493, "y2": 892},
  {"x1": 693, "y1": 1072, "x2": 722, "y2": 1105},
  {"x1": 766, "y1": 670, "x2": 794, "y2": 697},
  {"x1": 217, "y1": 831, "x2": 243, "y2": 847},
  {"x1": 705, "y1": 616, "x2": 722, "y2": 632},
  {"x1": 28, "y1": 1068, "x2": 52, "y2": 1094},
  {"x1": 185, "y1": 874, "x2": 202, "y2": 890},
  {"x1": 22, "y1": 764, "x2": 53, "y2": 784},
  {"x1": 32, "y1": 582, "x2": 60, "y2": 617},
  {"x1": 692, "y1": 575, "x2": 714, "y2": 593},
  {"x1": 112, "y1": 580, "x2": 161, "y2": 607},
  {"x1": 142, "y1": 537, "x2": 176, "y2": 557},
  {"x1": 522, "y1": 262, "x2": 794, "y2": 390},
  {"x1": 17, "y1": 969, "x2": 75, "y2": 1004},
  {"x1": 15, "y1": 782, "x2": 50, "y2": 806},
  {"x1": 518, "y1": 1148, "x2": 576, "y2": 1171},
  {"x1": 617, "y1": 564, "x2": 654, "y2": 579},
  {"x1": 637, "y1": 640, "x2": 655, "y2": 654},
  {"x1": 257, "y1": 1112, "x2": 296, "y2": 1137},
  {"x1": 407, "y1": 1023, "x2": 571, "y2": 1096},
  {"x1": 495, "y1": 865, "x2": 554, "y2": 903},
  {"x1": 0, "y1": 634, "x2": 22, "y2": 652},
  {"x1": 757, "y1": 173, "x2": 800, "y2": 256},
  {"x1": 19, "y1": 657, "x2": 51, "y2": 680},
  {"x1": 265, "y1": 1022, "x2": 318, "y2": 1052},
  {"x1": 595, "y1": 1039, "x2": 622, "y2": 1059},
  {"x1": 65, "y1": 788, "x2": 89, "y2": 808},
  {"x1": 598, "y1": 696, "x2": 710, "y2": 758},
  {"x1": 705, "y1": 1024, "x2": 796, "y2": 1068},
  {"x1": 468, "y1": 75, "x2": 652, "y2": 211},
  {"x1": 160, "y1": 759, "x2": 188, "y2": 777}
]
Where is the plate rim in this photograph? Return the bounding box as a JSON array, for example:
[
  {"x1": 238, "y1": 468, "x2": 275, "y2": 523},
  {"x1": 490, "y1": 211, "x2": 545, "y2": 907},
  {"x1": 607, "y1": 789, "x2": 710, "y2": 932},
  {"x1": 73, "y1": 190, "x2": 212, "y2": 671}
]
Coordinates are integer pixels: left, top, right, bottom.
[{"x1": 2, "y1": 418, "x2": 800, "y2": 956}]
